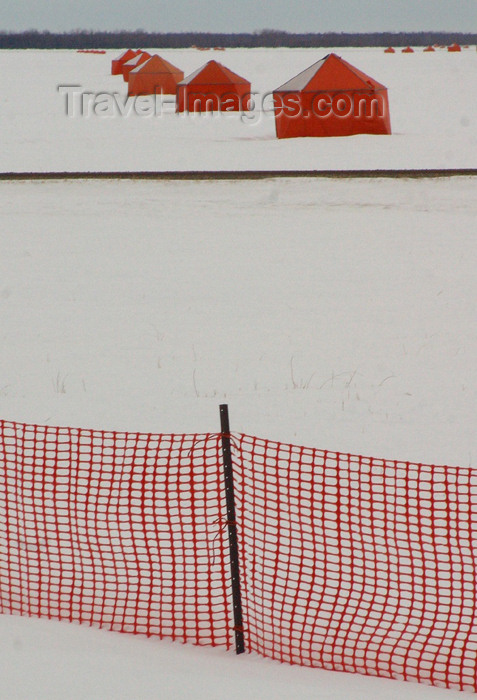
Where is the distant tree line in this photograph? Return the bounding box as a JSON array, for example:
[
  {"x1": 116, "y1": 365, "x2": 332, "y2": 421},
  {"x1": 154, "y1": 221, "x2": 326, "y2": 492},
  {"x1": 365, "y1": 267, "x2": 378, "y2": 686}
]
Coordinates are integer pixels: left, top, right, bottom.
[{"x1": 0, "y1": 30, "x2": 475, "y2": 50}]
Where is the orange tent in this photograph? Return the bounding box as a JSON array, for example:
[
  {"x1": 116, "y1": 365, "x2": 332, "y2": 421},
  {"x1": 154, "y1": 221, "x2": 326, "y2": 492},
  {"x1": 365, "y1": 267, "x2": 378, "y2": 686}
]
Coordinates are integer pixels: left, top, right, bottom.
[
  {"x1": 122, "y1": 51, "x2": 151, "y2": 81},
  {"x1": 111, "y1": 49, "x2": 140, "y2": 75},
  {"x1": 176, "y1": 60, "x2": 251, "y2": 112},
  {"x1": 423, "y1": 46, "x2": 435, "y2": 52},
  {"x1": 273, "y1": 53, "x2": 391, "y2": 139},
  {"x1": 402, "y1": 46, "x2": 414, "y2": 53},
  {"x1": 128, "y1": 55, "x2": 184, "y2": 96},
  {"x1": 448, "y1": 43, "x2": 462, "y2": 52},
  {"x1": 384, "y1": 47, "x2": 395, "y2": 53}
]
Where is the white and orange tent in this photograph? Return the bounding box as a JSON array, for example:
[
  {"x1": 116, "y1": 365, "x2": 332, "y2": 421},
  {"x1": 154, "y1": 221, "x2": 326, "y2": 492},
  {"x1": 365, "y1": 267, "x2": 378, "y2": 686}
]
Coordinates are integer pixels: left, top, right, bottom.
[
  {"x1": 128, "y1": 55, "x2": 184, "y2": 96},
  {"x1": 111, "y1": 49, "x2": 140, "y2": 76},
  {"x1": 273, "y1": 53, "x2": 391, "y2": 139},
  {"x1": 176, "y1": 60, "x2": 251, "y2": 112},
  {"x1": 122, "y1": 51, "x2": 151, "y2": 81}
]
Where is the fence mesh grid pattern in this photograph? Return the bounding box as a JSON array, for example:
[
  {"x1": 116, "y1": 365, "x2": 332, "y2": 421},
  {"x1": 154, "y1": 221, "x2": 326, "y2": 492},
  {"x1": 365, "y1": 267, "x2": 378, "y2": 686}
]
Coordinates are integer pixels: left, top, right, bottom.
[
  {"x1": 0, "y1": 421, "x2": 232, "y2": 647},
  {"x1": 234, "y1": 434, "x2": 477, "y2": 691},
  {"x1": 2, "y1": 419, "x2": 477, "y2": 692}
]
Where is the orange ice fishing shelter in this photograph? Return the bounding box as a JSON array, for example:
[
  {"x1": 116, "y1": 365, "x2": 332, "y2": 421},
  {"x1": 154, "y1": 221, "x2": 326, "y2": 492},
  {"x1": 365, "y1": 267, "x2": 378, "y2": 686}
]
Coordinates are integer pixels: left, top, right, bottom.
[
  {"x1": 128, "y1": 55, "x2": 184, "y2": 96},
  {"x1": 111, "y1": 49, "x2": 140, "y2": 75},
  {"x1": 273, "y1": 53, "x2": 391, "y2": 139},
  {"x1": 448, "y1": 43, "x2": 462, "y2": 52},
  {"x1": 176, "y1": 60, "x2": 251, "y2": 112},
  {"x1": 122, "y1": 51, "x2": 151, "y2": 81},
  {"x1": 384, "y1": 47, "x2": 395, "y2": 53}
]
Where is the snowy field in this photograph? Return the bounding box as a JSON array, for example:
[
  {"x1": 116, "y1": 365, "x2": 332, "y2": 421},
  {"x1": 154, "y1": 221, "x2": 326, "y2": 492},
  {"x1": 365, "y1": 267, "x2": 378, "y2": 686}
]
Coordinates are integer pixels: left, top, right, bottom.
[
  {"x1": 1, "y1": 174, "x2": 477, "y2": 699},
  {"x1": 1, "y1": 176, "x2": 476, "y2": 466},
  {"x1": 1, "y1": 46, "x2": 477, "y2": 700},
  {"x1": 1, "y1": 613, "x2": 469, "y2": 700},
  {"x1": 0, "y1": 46, "x2": 476, "y2": 171}
]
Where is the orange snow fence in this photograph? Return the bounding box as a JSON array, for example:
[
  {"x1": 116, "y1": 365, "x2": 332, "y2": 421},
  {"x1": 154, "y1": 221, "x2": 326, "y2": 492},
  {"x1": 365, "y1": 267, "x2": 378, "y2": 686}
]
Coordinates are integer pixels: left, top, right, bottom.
[
  {"x1": 273, "y1": 53, "x2": 391, "y2": 139},
  {"x1": 2, "y1": 418, "x2": 477, "y2": 693},
  {"x1": 0, "y1": 421, "x2": 231, "y2": 647},
  {"x1": 176, "y1": 60, "x2": 251, "y2": 113}
]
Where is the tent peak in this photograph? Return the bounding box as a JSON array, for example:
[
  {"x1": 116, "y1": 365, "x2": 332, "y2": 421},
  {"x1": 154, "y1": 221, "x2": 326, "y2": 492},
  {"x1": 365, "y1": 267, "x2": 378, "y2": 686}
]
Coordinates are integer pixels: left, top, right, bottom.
[
  {"x1": 274, "y1": 52, "x2": 386, "y2": 93},
  {"x1": 178, "y1": 60, "x2": 250, "y2": 86}
]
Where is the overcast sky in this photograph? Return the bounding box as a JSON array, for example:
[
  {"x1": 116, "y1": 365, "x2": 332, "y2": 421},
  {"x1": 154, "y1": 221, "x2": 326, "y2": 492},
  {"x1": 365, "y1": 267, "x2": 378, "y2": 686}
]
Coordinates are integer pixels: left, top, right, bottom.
[{"x1": 1, "y1": 0, "x2": 476, "y2": 33}]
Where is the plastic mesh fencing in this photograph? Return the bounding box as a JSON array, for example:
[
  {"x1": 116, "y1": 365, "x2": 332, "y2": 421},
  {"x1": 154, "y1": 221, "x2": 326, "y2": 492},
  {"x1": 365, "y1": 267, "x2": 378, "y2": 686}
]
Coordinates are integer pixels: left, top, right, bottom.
[
  {"x1": 232, "y1": 434, "x2": 477, "y2": 692},
  {"x1": 0, "y1": 420, "x2": 233, "y2": 647},
  {"x1": 2, "y1": 419, "x2": 477, "y2": 692}
]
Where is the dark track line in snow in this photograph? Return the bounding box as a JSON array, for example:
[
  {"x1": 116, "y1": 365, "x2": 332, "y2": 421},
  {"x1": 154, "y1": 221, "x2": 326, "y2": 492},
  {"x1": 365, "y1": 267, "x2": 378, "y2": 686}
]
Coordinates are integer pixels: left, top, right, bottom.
[{"x1": 0, "y1": 169, "x2": 476, "y2": 181}]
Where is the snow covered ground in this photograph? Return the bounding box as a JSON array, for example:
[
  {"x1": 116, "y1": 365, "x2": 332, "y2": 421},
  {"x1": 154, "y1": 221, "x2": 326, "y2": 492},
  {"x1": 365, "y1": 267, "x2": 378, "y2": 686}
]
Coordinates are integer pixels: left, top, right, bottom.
[
  {"x1": 0, "y1": 46, "x2": 476, "y2": 171},
  {"x1": 1, "y1": 613, "x2": 469, "y2": 700},
  {"x1": 1, "y1": 176, "x2": 476, "y2": 466},
  {"x1": 1, "y1": 174, "x2": 477, "y2": 698},
  {"x1": 1, "y1": 47, "x2": 477, "y2": 699}
]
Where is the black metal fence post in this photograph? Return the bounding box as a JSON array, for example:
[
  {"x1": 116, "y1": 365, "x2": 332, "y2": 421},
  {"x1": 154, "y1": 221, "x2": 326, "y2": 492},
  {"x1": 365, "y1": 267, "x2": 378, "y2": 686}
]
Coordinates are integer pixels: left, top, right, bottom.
[{"x1": 219, "y1": 404, "x2": 245, "y2": 654}]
